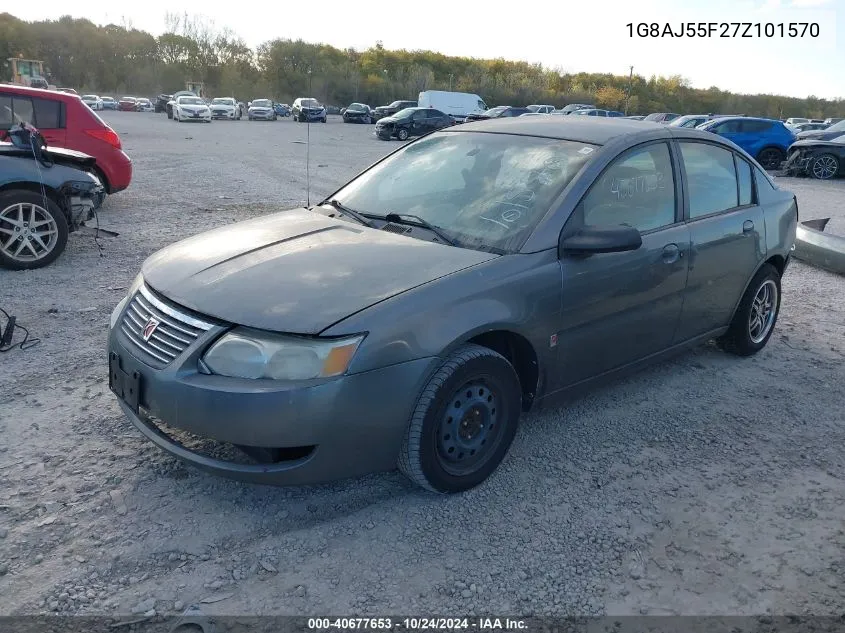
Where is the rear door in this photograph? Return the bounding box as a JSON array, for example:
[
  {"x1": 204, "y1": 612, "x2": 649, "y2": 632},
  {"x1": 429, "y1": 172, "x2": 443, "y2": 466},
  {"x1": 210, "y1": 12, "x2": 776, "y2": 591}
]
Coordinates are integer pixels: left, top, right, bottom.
[
  {"x1": 556, "y1": 141, "x2": 691, "y2": 387},
  {"x1": 673, "y1": 141, "x2": 765, "y2": 341}
]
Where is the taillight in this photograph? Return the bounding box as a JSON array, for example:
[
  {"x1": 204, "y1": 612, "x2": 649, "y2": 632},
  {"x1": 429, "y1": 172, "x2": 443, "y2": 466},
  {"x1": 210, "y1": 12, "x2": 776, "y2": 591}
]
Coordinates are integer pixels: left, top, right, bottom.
[{"x1": 84, "y1": 127, "x2": 122, "y2": 150}]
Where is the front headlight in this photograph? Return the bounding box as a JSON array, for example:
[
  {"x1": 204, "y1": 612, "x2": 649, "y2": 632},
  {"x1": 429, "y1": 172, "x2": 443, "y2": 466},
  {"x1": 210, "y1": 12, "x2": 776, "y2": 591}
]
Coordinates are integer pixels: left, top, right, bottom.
[
  {"x1": 110, "y1": 274, "x2": 143, "y2": 328},
  {"x1": 203, "y1": 328, "x2": 365, "y2": 381}
]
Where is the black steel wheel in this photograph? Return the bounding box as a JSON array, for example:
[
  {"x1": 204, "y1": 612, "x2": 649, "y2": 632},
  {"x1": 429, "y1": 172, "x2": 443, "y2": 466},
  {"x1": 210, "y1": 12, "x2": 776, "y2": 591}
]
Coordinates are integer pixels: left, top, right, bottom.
[
  {"x1": 756, "y1": 147, "x2": 785, "y2": 170},
  {"x1": 398, "y1": 344, "x2": 522, "y2": 493}
]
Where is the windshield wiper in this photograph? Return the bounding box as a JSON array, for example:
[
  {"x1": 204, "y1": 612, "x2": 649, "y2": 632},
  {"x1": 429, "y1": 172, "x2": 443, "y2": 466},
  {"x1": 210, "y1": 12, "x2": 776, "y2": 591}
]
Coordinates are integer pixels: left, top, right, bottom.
[
  {"x1": 320, "y1": 199, "x2": 373, "y2": 227},
  {"x1": 384, "y1": 213, "x2": 456, "y2": 246}
]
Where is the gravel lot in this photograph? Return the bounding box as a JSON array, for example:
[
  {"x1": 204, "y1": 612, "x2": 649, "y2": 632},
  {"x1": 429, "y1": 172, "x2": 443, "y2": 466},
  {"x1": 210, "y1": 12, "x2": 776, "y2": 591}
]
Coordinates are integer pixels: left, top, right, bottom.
[{"x1": 1, "y1": 112, "x2": 844, "y2": 619}]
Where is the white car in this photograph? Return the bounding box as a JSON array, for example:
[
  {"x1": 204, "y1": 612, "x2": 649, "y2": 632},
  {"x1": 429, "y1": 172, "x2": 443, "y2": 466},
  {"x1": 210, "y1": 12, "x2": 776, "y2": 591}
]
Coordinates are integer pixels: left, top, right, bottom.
[
  {"x1": 173, "y1": 96, "x2": 212, "y2": 123},
  {"x1": 136, "y1": 98, "x2": 154, "y2": 112},
  {"x1": 81, "y1": 95, "x2": 103, "y2": 110},
  {"x1": 210, "y1": 97, "x2": 241, "y2": 120}
]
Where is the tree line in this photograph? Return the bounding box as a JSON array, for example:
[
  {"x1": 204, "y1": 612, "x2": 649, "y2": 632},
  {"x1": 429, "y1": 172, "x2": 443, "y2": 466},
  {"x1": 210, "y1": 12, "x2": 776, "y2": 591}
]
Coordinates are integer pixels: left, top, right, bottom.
[{"x1": 2, "y1": 12, "x2": 843, "y2": 119}]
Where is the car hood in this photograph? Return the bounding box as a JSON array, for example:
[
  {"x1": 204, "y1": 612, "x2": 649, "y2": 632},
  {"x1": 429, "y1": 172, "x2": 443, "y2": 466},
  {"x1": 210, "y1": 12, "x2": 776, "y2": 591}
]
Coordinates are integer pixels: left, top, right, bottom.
[
  {"x1": 212, "y1": 103, "x2": 235, "y2": 108},
  {"x1": 790, "y1": 139, "x2": 845, "y2": 149},
  {"x1": 249, "y1": 107, "x2": 271, "y2": 112},
  {"x1": 141, "y1": 208, "x2": 497, "y2": 334},
  {"x1": 797, "y1": 130, "x2": 839, "y2": 140},
  {"x1": 376, "y1": 116, "x2": 404, "y2": 124}
]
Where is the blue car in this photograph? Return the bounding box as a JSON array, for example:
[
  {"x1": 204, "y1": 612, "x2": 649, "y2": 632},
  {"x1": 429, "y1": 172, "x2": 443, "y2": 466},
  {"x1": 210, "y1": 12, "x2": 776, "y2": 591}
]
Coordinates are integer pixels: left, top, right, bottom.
[
  {"x1": 274, "y1": 103, "x2": 291, "y2": 117},
  {"x1": 698, "y1": 117, "x2": 796, "y2": 170}
]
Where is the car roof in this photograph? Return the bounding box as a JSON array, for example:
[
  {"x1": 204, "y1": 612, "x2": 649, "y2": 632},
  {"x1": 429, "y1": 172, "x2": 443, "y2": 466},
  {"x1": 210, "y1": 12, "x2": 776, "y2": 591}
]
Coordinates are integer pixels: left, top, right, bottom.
[
  {"x1": 448, "y1": 116, "x2": 677, "y2": 144},
  {"x1": 0, "y1": 83, "x2": 78, "y2": 102}
]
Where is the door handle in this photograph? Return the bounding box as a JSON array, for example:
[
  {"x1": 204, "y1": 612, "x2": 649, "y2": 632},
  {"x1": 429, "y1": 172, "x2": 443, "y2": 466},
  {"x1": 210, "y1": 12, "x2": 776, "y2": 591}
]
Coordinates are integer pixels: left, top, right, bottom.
[
  {"x1": 662, "y1": 243, "x2": 681, "y2": 264},
  {"x1": 743, "y1": 220, "x2": 755, "y2": 234}
]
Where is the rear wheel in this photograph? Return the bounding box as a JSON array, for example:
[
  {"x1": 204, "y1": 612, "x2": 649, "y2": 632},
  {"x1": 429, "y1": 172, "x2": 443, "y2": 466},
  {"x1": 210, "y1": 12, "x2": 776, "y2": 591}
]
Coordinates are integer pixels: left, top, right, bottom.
[
  {"x1": 810, "y1": 154, "x2": 840, "y2": 180},
  {"x1": 0, "y1": 190, "x2": 69, "y2": 270},
  {"x1": 398, "y1": 344, "x2": 522, "y2": 493},
  {"x1": 756, "y1": 147, "x2": 785, "y2": 170},
  {"x1": 717, "y1": 264, "x2": 781, "y2": 356}
]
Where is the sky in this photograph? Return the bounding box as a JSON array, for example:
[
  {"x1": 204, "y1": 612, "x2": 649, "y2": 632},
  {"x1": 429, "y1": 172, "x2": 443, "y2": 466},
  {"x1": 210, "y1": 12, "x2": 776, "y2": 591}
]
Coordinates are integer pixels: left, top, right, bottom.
[{"x1": 9, "y1": 0, "x2": 845, "y2": 100}]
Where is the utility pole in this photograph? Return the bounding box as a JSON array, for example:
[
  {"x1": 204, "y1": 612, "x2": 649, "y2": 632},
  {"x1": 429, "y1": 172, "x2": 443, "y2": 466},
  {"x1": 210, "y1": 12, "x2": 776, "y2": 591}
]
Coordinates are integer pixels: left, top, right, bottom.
[
  {"x1": 625, "y1": 65, "x2": 634, "y2": 115},
  {"x1": 449, "y1": 74, "x2": 454, "y2": 91}
]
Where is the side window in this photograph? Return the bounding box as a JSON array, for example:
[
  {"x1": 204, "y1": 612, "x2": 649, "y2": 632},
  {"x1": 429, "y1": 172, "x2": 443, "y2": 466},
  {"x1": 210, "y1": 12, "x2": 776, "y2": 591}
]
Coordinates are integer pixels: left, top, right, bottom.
[
  {"x1": 581, "y1": 142, "x2": 676, "y2": 233},
  {"x1": 711, "y1": 119, "x2": 741, "y2": 134},
  {"x1": 679, "y1": 142, "x2": 739, "y2": 218},
  {"x1": 33, "y1": 98, "x2": 62, "y2": 128},
  {"x1": 740, "y1": 120, "x2": 772, "y2": 133},
  {"x1": 0, "y1": 95, "x2": 12, "y2": 129},
  {"x1": 736, "y1": 157, "x2": 754, "y2": 206},
  {"x1": 11, "y1": 97, "x2": 34, "y2": 126},
  {"x1": 412, "y1": 110, "x2": 426, "y2": 121}
]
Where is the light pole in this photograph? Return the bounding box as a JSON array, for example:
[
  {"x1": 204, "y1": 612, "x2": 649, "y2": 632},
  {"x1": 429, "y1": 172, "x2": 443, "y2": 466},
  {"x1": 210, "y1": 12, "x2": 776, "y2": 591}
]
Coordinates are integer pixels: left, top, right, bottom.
[{"x1": 449, "y1": 74, "x2": 453, "y2": 91}]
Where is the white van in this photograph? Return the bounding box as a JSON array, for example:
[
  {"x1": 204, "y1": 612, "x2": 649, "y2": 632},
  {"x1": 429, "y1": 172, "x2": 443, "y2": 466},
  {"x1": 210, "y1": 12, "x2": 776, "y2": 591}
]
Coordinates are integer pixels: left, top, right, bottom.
[{"x1": 418, "y1": 90, "x2": 487, "y2": 123}]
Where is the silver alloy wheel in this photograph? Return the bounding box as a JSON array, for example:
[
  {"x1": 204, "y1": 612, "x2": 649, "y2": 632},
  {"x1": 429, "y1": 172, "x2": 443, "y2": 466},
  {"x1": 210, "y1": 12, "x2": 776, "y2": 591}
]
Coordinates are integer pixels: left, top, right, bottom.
[
  {"x1": 748, "y1": 279, "x2": 778, "y2": 344},
  {"x1": 0, "y1": 202, "x2": 59, "y2": 263},
  {"x1": 812, "y1": 155, "x2": 839, "y2": 180}
]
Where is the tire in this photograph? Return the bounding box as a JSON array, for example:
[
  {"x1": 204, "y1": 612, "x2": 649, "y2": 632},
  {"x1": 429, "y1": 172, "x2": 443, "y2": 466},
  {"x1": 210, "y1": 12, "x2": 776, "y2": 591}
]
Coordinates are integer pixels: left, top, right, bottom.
[
  {"x1": 0, "y1": 190, "x2": 69, "y2": 270},
  {"x1": 717, "y1": 263, "x2": 781, "y2": 356},
  {"x1": 398, "y1": 344, "x2": 522, "y2": 493},
  {"x1": 397, "y1": 128, "x2": 409, "y2": 141},
  {"x1": 810, "y1": 154, "x2": 840, "y2": 180},
  {"x1": 756, "y1": 147, "x2": 785, "y2": 171},
  {"x1": 321, "y1": 117, "x2": 327, "y2": 123}
]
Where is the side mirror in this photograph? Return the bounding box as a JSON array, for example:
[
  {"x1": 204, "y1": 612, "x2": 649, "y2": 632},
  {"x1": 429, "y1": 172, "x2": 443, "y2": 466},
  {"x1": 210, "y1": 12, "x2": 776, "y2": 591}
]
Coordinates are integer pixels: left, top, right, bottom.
[{"x1": 560, "y1": 225, "x2": 643, "y2": 257}]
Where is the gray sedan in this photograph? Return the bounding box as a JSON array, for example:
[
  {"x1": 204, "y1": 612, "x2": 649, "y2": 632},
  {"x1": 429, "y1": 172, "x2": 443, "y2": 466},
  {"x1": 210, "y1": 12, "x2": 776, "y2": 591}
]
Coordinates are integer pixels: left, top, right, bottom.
[{"x1": 108, "y1": 117, "x2": 798, "y2": 493}]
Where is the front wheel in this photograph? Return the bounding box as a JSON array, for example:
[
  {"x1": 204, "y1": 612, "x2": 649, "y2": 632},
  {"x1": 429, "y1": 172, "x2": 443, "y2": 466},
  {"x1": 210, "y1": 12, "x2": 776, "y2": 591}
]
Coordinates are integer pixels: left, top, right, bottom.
[
  {"x1": 757, "y1": 147, "x2": 785, "y2": 170},
  {"x1": 717, "y1": 263, "x2": 781, "y2": 356},
  {"x1": 810, "y1": 154, "x2": 840, "y2": 180},
  {"x1": 397, "y1": 128, "x2": 409, "y2": 141},
  {"x1": 321, "y1": 117, "x2": 327, "y2": 123},
  {"x1": 398, "y1": 344, "x2": 522, "y2": 493},
  {"x1": 0, "y1": 190, "x2": 69, "y2": 270}
]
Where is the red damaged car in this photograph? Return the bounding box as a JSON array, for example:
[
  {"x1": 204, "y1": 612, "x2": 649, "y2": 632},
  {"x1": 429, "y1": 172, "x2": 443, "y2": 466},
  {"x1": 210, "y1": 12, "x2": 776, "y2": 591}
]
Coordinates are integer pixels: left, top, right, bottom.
[{"x1": 0, "y1": 85, "x2": 132, "y2": 198}]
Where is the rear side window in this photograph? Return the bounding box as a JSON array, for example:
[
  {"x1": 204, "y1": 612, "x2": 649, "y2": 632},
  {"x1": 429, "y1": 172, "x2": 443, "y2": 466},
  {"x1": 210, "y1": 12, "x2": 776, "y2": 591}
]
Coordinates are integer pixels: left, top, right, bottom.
[
  {"x1": 736, "y1": 157, "x2": 754, "y2": 205},
  {"x1": 33, "y1": 98, "x2": 62, "y2": 128},
  {"x1": 679, "y1": 142, "x2": 739, "y2": 217},
  {"x1": 0, "y1": 95, "x2": 36, "y2": 129}
]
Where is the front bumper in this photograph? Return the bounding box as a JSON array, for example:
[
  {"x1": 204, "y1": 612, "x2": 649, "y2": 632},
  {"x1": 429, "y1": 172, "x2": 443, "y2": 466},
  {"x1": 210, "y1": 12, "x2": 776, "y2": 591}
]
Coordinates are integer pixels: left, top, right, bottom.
[
  {"x1": 212, "y1": 110, "x2": 237, "y2": 119},
  {"x1": 107, "y1": 311, "x2": 437, "y2": 486},
  {"x1": 249, "y1": 111, "x2": 275, "y2": 120}
]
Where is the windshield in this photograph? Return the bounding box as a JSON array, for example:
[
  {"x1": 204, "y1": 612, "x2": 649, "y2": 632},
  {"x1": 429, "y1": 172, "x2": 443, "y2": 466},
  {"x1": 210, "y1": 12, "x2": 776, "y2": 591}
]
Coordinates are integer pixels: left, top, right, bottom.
[
  {"x1": 485, "y1": 107, "x2": 507, "y2": 116},
  {"x1": 102, "y1": 97, "x2": 114, "y2": 101},
  {"x1": 348, "y1": 103, "x2": 367, "y2": 111},
  {"x1": 252, "y1": 99, "x2": 272, "y2": 107},
  {"x1": 831, "y1": 134, "x2": 845, "y2": 143},
  {"x1": 826, "y1": 120, "x2": 845, "y2": 132},
  {"x1": 330, "y1": 131, "x2": 595, "y2": 253},
  {"x1": 178, "y1": 97, "x2": 204, "y2": 105},
  {"x1": 212, "y1": 98, "x2": 234, "y2": 105},
  {"x1": 300, "y1": 99, "x2": 320, "y2": 108},
  {"x1": 391, "y1": 108, "x2": 416, "y2": 119}
]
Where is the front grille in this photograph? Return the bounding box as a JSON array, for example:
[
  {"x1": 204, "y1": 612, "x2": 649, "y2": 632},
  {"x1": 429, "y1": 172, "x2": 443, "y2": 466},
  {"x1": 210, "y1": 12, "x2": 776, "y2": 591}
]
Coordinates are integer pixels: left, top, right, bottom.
[{"x1": 120, "y1": 285, "x2": 214, "y2": 368}]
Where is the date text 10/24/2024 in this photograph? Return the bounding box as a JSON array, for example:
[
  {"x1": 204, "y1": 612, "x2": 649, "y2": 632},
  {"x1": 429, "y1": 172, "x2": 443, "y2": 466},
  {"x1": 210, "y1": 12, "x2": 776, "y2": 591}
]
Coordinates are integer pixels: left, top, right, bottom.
[
  {"x1": 307, "y1": 618, "x2": 528, "y2": 630},
  {"x1": 626, "y1": 22, "x2": 820, "y2": 38}
]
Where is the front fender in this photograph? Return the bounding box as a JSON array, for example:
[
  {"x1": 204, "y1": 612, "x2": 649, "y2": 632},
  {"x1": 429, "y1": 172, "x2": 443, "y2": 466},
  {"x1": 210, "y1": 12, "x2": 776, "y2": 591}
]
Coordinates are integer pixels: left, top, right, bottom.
[{"x1": 322, "y1": 250, "x2": 561, "y2": 376}]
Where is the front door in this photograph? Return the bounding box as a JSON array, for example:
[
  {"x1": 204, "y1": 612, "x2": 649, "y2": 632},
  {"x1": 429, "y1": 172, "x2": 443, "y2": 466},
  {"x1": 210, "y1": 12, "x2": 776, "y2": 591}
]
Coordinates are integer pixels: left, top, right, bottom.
[
  {"x1": 673, "y1": 141, "x2": 766, "y2": 341},
  {"x1": 556, "y1": 141, "x2": 691, "y2": 388}
]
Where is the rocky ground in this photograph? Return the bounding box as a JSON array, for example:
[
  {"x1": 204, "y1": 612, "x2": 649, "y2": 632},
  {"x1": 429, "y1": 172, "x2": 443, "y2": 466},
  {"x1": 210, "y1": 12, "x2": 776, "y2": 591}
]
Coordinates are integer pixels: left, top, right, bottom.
[{"x1": 1, "y1": 113, "x2": 843, "y2": 619}]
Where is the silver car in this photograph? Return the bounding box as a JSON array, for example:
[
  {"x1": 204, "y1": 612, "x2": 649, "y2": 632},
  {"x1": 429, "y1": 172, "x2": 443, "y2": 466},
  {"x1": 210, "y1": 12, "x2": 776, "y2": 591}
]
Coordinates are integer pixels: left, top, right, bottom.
[{"x1": 108, "y1": 117, "x2": 797, "y2": 493}]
